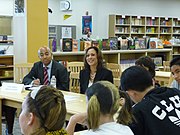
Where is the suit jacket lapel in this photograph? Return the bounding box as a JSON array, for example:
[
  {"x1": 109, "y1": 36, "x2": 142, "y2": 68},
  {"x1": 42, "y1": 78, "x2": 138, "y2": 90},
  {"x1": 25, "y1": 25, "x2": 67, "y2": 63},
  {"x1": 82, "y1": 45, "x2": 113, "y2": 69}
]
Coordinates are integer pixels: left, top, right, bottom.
[
  {"x1": 39, "y1": 62, "x2": 44, "y2": 84},
  {"x1": 50, "y1": 60, "x2": 55, "y2": 79}
]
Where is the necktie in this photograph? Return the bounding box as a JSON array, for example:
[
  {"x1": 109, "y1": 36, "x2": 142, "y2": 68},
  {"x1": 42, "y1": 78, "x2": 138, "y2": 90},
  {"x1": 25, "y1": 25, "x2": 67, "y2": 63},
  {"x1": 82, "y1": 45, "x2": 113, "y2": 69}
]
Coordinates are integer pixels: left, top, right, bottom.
[{"x1": 43, "y1": 67, "x2": 49, "y2": 85}]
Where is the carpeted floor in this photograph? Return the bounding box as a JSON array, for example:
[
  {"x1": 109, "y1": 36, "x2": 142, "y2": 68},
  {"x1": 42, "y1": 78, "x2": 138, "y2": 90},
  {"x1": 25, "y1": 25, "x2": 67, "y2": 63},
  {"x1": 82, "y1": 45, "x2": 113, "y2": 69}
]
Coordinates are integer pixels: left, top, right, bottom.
[{"x1": 2, "y1": 117, "x2": 21, "y2": 135}]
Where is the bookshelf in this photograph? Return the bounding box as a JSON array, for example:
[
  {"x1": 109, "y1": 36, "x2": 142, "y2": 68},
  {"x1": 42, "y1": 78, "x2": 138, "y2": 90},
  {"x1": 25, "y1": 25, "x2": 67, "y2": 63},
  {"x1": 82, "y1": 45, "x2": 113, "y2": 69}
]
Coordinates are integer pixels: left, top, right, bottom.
[
  {"x1": 0, "y1": 55, "x2": 13, "y2": 80},
  {"x1": 172, "y1": 18, "x2": 180, "y2": 39},
  {"x1": 109, "y1": 14, "x2": 180, "y2": 41},
  {"x1": 172, "y1": 44, "x2": 180, "y2": 57},
  {"x1": 53, "y1": 49, "x2": 172, "y2": 70}
]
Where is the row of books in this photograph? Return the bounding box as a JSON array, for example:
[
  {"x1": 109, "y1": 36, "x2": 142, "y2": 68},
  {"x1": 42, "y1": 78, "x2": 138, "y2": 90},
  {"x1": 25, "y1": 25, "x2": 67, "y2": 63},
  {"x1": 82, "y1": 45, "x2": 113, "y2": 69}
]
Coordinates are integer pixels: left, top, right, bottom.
[
  {"x1": 131, "y1": 18, "x2": 143, "y2": 25},
  {"x1": 120, "y1": 57, "x2": 164, "y2": 71},
  {"x1": 146, "y1": 18, "x2": 157, "y2": 25},
  {"x1": 58, "y1": 57, "x2": 164, "y2": 71},
  {"x1": 160, "y1": 20, "x2": 171, "y2": 26},
  {"x1": 120, "y1": 59, "x2": 136, "y2": 71},
  {"x1": 49, "y1": 37, "x2": 165, "y2": 52},
  {"x1": 131, "y1": 27, "x2": 143, "y2": 33},
  {"x1": 116, "y1": 18, "x2": 129, "y2": 25},
  {"x1": 146, "y1": 28, "x2": 156, "y2": 33},
  {"x1": 115, "y1": 27, "x2": 129, "y2": 33}
]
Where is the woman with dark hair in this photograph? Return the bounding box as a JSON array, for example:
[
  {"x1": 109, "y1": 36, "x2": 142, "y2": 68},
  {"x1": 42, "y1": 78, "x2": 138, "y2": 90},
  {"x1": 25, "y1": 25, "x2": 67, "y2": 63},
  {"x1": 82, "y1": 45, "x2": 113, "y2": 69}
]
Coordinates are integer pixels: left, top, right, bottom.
[
  {"x1": 79, "y1": 46, "x2": 113, "y2": 94},
  {"x1": 66, "y1": 81, "x2": 134, "y2": 135}
]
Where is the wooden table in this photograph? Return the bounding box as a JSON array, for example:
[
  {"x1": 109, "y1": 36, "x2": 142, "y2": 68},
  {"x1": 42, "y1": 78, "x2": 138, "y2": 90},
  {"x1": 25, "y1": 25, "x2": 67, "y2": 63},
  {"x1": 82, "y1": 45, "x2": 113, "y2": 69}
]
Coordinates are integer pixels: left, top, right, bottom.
[
  {"x1": 155, "y1": 71, "x2": 171, "y2": 86},
  {"x1": 0, "y1": 89, "x2": 86, "y2": 135},
  {"x1": 0, "y1": 97, "x2": 2, "y2": 134}
]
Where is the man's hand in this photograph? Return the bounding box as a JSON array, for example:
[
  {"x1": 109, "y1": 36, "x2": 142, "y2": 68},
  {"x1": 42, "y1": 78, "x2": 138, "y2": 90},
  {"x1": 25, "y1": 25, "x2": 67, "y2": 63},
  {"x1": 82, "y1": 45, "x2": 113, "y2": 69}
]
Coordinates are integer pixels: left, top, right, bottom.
[{"x1": 33, "y1": 79, "x2": 40, "y2": 86}]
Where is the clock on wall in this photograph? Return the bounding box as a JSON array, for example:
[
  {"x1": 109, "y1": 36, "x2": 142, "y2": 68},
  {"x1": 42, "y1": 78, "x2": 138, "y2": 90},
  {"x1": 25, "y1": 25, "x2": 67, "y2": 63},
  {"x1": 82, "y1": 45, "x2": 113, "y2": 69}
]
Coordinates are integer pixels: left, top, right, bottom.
[{"x1": 60, "y1": 0, "x2": 72, "y2": 11}]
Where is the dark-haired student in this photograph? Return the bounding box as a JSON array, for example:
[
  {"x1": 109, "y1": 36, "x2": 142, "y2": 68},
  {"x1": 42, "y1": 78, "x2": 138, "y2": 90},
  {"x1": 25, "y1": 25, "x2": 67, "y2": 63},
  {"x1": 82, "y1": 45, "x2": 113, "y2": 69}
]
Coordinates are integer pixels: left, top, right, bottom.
[
  {"x1": 170, "y1": 56, "x2": 180, "y2": 90},
  {"x1": 66, "y1": 81, "x2": 134, "y2": 135},
  {"x1": 135, "y1": 55, "x2": 160, "y2": 87},
  {"x1": 121, "y1": 66, "x2": 180, "y2": 135},
  {"x1": 79, "y1": 46, "x2": 113, "y2": 94}
]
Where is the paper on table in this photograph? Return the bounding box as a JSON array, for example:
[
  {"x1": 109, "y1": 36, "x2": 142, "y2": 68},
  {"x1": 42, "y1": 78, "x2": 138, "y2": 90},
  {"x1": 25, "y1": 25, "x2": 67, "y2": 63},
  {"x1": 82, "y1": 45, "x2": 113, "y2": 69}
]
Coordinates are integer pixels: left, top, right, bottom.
[{"x1": 64, "y1": 95, "x2": 80, "y2": 101}]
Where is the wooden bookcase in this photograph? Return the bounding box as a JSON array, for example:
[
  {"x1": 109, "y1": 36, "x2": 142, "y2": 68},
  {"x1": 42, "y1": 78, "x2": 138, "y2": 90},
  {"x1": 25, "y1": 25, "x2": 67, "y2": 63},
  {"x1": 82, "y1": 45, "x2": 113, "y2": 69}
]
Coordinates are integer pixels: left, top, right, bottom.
[
  {"x1": 172, "y1": 45, "x2": 180, "y2": 57},
  {"x1": 0, "y1": 55, "x2": 13, "y2": 80},
  {"x1": 53, "y1": 49, "x2": 172, "y2": 70},
  {"x1": 172, "y1": 18, "x2": 180, "y2": 39},
  {"x1": 109, "y1": 14, "x2": 180, "y2": 41}
]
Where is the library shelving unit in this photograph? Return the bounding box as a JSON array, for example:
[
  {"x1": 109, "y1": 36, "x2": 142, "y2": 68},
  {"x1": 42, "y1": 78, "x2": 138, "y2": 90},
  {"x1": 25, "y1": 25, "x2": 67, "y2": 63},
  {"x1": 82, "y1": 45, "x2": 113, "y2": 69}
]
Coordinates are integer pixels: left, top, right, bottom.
[
  {"x1": 109, "y1": 14, "x2": 180, "y2": 40},
  {"x1": 0, "y1": 55, "x2": 13, "y2": 80},
  {"x1": 131, "y1": 15, "x2": 146, "y2": 38},
  {"x1": 159, "y1": 17, "x2": 173, "y2": 40},
  {"x1": 172, "y1": 44, "x2": 180, "y2": 57},
  {"x1": 53, "y1": 49, "x2": 172, "y2": 65},
  {"x1": 172, "y1": 18, "x2": 180, "y2": 39}
]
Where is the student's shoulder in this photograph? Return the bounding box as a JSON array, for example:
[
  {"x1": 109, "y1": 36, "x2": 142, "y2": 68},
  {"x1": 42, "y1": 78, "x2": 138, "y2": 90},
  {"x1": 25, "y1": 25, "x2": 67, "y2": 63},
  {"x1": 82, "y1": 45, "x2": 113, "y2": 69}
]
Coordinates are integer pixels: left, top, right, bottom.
[{"x1": 133, "y1": 99, "x2": 150, "y2": 112}]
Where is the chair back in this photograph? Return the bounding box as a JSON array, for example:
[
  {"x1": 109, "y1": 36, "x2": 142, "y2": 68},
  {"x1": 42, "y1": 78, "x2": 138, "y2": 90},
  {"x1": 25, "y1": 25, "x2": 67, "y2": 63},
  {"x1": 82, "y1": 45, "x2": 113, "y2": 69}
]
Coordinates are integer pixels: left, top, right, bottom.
[
  {"x1": 167, "y1": 73, "x2": 174, "y2": 87},
  {"x1": 163, "y1": 61, "x2": 170, "y2": 72},
  {"x1": 67, "y1": 62, "x2": 84, "y2": 73},
  {"x1": 114, "y1": 78, "x2": 120, "y2": 88},
  {"x1": 106, "y1": 63, "x2": 122, "y2": 78},
  {"x1": 69, "y1": 72, "x2": 80, "y2": 93},
  {"x1": 14, "y1": 63, "x2": 33, "y2": 83}
]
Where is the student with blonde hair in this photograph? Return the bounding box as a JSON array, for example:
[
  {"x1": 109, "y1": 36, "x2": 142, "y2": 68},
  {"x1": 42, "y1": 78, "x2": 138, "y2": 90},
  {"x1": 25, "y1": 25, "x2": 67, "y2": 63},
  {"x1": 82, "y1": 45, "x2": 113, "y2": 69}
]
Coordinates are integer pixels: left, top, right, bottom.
[
  {"x1": 19, "y1": 86, "x2": 68, "y2": 135},
  {"x1": 66, "y1": 81, "x2": 134, "y2": 135}
]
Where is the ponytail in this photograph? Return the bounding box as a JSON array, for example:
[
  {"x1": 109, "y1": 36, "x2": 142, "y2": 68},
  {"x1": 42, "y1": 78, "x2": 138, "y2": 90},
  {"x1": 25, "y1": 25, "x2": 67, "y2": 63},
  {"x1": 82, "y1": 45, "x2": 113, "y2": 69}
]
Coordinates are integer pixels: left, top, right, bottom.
[
  {"x1": 87, "y1": 95, "x2": 101, "y2": 130},
  {"x1": 117, "y1": 90, "x2": 135, "y2": 125}
]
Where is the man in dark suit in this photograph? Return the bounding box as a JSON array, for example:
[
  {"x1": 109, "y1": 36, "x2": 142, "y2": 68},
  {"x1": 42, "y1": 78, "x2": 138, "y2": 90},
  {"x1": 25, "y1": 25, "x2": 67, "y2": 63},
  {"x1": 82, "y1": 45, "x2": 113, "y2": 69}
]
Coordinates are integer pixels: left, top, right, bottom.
[{"x1": 22, "y1": 46, "x2": 69, "y2": 91}]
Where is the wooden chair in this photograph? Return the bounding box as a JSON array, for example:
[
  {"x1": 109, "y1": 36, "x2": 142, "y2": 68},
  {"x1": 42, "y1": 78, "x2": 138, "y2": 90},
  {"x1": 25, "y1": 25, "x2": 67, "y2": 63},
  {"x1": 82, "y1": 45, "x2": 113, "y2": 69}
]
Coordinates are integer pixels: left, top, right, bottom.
[
  {"x1": 67, "y1": 62, "x2": 84, "y2": 73},
  {"x1": 167, "y1": 74, "x2": 174, "y2": 87},
  {"x1": 69, "y1": 72, "x2": 80, "y2": 93},
  {"x1": 14, "y1": 63, "x2": 33, "y2": 83},
  {"x1": 114, "y1": 78, "x2": 120, "y2": 88},
  {"x1": 163, "y1": 61, "x2": 170, "y2": 72},
  {"x1": 106, "y1": 63, "x2": 122, "y2": 78}
]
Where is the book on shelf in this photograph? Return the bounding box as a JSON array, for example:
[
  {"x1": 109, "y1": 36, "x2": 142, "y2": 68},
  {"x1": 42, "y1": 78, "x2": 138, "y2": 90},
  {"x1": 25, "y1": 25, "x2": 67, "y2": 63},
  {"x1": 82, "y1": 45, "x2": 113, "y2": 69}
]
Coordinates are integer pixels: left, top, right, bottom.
[
  {"x1": 149, "y1": 38, "x2": 158, "y2": 49},
  {"x1": 149, "y1": 38, "x2": 164, "y2": 49},
  {"x1": 49, "y1": 38, "x2": 57, "y2": 52},
  {"x1": 120, "y1": 38, "x2": 128, "y2": 50},
  {"x1": 92, "y1": 40, "x2": 99, "y2": 48},
  {"x1": 138, "y1": 38, "x2": 146, "y2": 49},
  {"x1": 62, "y1": 38, "x2": 73, "y2": 52},
  {"x1": 109, "y1": 37, "x2": 119, "y2": 50},
  {"x1": 84, "y1": 41, "x2": 92, "y2": 50},
  {"x1": 102, "y1": 39, "x2": 110, "y2": 50},
  {"x1": 72, "y1": 39, "x2": 78, "y2": 52},
  {"x1": 157, "y1": 40, "x2": 164, "y2": 49},
  {"x1": 152, "y1": 57, "x2": 163, "y2": 66}
]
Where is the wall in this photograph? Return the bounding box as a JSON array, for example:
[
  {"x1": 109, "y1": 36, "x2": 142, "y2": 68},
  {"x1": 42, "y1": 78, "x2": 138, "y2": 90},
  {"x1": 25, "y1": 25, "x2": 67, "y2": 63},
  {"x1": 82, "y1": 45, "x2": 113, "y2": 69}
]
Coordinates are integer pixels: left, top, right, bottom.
[
  {"x1": 48, "y1": 0, "x2": 180, "y2": 39},
  {"x1": 0, "y1": 0, "x2": 13, "y2": 16},
  {"x1": 0, "y1": 0, "x2": 180, "y2": 39}
]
